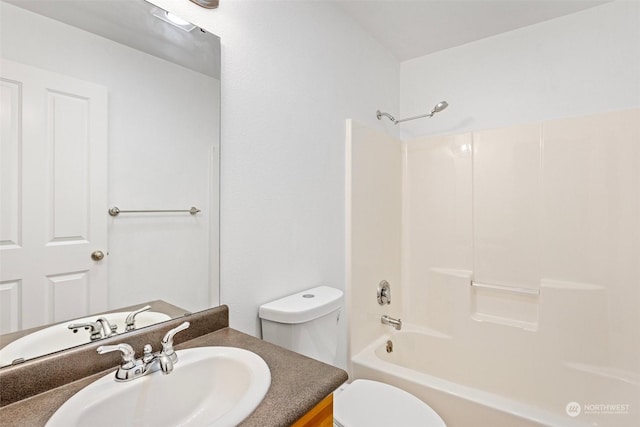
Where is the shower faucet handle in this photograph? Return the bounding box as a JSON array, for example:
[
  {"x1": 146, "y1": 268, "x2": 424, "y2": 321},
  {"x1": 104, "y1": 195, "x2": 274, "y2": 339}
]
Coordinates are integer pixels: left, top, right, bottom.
[{"x1": 377, "y1": 280, "x2": 391, "y2": 305}]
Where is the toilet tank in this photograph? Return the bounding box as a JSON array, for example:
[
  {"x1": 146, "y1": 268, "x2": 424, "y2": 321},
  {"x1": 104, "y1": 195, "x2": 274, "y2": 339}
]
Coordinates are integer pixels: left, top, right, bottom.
[{"x1": 259, "y1": 286, "x2": 343, "y2": 365}]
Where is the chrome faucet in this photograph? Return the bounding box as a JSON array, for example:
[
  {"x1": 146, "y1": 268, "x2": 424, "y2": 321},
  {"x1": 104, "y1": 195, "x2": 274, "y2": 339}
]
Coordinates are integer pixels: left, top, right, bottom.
[
  {"x1": 96, "y1": 317, "x2": 118, "y2": 338},
  {"x1": 97, "y1": 321, "x2": 190, "y2": 381},
  {"x1": 68, "y1": 317, "x2": 118, "y2": 341},
  {"x1": 381, "y1": 315, "x2": 402, "y2": 330},
  {"x1": 125, "y1": 305, "x2": 151, "y2": 331}
]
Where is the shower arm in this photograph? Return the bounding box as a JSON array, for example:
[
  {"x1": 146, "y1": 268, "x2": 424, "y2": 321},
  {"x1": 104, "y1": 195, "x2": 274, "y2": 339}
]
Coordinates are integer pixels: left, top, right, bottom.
[
  {"x1": 394, "y1": 111, "x2": 437, "y2": 124},
  {"x1": 376, "y1": 110, "x2": 436, "y2": 125},
  {"x1": 376, "y1": 101, "x2": 448, "y2": 125}
]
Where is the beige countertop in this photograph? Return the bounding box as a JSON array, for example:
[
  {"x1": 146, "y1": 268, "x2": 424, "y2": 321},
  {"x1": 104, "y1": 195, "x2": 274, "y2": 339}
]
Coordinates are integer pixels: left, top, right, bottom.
[{"x1": 0, "y1": 307, "x2": 347, "y2": 427}]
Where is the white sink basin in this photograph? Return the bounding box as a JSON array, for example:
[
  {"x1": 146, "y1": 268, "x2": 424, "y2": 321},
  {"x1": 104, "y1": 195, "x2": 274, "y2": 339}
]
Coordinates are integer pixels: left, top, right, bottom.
[
  {"x1": 46, "y1": 346, "x2": 271, "y2": 427},
  {"x1": 0, "y1": 311, "x2": 170, "y2": 366}
]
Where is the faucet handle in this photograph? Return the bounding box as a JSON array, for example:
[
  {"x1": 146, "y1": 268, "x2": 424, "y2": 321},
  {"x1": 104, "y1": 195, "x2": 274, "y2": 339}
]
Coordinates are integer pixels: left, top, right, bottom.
[
  {"x1": 97, "y1": 343, "x2": 136, "y2": 369},
  {"x1": 125, "y1": 305, "x2": 151, "y2": 331},
  {"x1": 377, "y1": 280, "x2": 391, "y2": 305},
  {"x1": 161, "y1": 321, "x2": 190, "y2": 360}
]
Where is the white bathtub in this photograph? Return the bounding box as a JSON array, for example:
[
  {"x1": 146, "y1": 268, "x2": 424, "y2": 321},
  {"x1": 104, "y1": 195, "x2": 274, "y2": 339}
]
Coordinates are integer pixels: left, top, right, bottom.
[{"x1": 351, "y1": 326, "x2": 639, "y2": 427}]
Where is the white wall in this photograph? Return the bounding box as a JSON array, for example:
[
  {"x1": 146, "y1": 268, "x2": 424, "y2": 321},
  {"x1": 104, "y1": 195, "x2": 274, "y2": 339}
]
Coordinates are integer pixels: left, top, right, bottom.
[
  {"x1": 1, "y1": 3, "x2": 219, "y2": 312},
  {"x1": 399, "y1": 1, "x2": 640, "y2": 139},
  {"x1": 150, "y1": 0, "x2": 400, "y2": 368}
]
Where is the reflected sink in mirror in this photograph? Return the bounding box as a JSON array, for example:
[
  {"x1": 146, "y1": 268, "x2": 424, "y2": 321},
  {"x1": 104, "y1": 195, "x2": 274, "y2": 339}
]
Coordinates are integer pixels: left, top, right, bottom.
[
  {"x1": 46, "y1": 346, "x2": 271, "y2": 427},
  {"x1": 0, "y1": 311, "x2": 170, "y2": 366}
]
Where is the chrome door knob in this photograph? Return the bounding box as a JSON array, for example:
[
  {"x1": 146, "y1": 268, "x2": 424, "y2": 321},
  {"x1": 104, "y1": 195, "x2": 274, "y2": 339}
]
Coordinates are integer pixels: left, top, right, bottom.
[{"x1": 91, "y1": 250, "x2": 105, "y2": 261}]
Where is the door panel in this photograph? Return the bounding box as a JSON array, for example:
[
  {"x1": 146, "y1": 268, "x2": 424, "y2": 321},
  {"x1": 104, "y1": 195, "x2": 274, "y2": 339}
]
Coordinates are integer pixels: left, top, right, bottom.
[
  {"x1": 0, "y1": 78, "x2": 21, "y2": 249},
  {"x1": 0, "y1": 59, "x2": 108, "y2": 332}
]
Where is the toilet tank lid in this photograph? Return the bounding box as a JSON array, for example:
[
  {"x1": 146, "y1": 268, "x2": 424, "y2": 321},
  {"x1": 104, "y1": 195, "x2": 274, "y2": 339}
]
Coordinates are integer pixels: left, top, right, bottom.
[{"x1": 258, "y1": 286, "x2": 343, "y2": 324}]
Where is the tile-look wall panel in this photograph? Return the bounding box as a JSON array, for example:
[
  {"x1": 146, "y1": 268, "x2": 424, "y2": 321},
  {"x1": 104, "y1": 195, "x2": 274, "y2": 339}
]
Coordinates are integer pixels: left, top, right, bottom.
[
  {"x1": 405, "y1": 134, "x2": 473, "y2": 270},
  {"x1": 542, "y1": 109, "x2": 640, "y2": 372},
  {"x1": 404, "y1": 134, "x2": 473, "y2": 326},
  {"x1": 473, "y1": 124, "x2": 541, "y2": 290},
  {"x1": 347, "y1": 120, "x2": 403, "y2": 357}
]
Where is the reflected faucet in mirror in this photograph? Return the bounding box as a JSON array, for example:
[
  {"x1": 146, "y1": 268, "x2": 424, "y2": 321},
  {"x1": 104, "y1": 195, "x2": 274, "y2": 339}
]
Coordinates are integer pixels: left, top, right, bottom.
[
  {"x1": 0, "y1": 302, "x2": 178, "y2": 367},
  {"x1": 66, "y1": 305, "x2": 153, "y2": 341},
  {"x1": 68, "y1": 317, "x2": 118, "y2": 341}
]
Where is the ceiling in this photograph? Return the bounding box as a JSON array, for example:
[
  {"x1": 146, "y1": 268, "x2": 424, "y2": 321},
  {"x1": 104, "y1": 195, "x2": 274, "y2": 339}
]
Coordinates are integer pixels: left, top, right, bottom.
[
  {"x1": 335, "y1": 0, "x2": 610, "y2": 61},
  {"x1": 10, "y1": 0, "x2": 609, "y2": 71}
]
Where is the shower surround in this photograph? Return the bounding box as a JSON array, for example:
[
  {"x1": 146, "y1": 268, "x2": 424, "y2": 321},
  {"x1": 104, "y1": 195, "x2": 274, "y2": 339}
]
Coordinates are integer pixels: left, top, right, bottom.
[{"x1": 346, "y1": 108, "x2": 640, "y2": 427}]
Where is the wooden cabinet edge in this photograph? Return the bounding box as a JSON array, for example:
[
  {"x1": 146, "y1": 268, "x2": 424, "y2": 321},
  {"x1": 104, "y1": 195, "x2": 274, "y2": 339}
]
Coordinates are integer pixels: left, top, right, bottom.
[{"x1": 292, "y1": 393, "x2": 333, "y2": 427}]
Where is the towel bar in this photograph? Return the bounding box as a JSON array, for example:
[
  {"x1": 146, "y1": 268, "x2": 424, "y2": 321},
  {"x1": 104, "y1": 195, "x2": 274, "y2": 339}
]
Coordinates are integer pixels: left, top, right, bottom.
[{"x1": 108, "y1": 206, "x2": 201, "y2": 216}]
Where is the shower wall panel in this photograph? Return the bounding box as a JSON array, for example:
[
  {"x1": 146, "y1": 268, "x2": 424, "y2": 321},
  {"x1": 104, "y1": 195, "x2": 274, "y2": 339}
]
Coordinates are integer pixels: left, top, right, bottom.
[
  {"x1": 346, "y1": 120, "x2": 403, "y2": 357},
  {"x1": 402, "y1": 107, "x2": 640, "y2": 380},
  {"x1": 403, "y1": 133, "x2": 472, "y2": 327},
  {"x1": 541, "y1": 109, "x2": 640, "y2": 373},
  {"x1": 473, "y1": 124, "x2": 541, "y2": 291}
]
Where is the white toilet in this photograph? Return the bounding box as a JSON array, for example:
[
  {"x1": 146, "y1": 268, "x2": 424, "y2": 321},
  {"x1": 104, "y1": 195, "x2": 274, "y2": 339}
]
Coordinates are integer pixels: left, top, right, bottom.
[{"x1": 259, "y1": 286, "x2": 446, "y2": 427}]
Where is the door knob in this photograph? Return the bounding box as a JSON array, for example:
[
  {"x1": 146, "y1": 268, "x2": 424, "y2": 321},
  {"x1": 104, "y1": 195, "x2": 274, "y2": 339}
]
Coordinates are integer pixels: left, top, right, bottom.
[{"x1": 91, "y1": 250, "x2": 105, "y2": 261}]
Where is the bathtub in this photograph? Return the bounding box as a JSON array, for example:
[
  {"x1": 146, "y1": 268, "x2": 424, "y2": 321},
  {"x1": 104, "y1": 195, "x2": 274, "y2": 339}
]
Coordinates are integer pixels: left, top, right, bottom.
[{"x1": 351, "y1": 326, "x2": 639, "y2": 427}]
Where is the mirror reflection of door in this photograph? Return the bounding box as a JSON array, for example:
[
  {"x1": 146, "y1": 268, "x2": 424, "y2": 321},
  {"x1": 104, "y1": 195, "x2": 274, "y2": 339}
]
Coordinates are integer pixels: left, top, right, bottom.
[{"x1": 0, "y1": 59, "x2": 108, "y2": 333}]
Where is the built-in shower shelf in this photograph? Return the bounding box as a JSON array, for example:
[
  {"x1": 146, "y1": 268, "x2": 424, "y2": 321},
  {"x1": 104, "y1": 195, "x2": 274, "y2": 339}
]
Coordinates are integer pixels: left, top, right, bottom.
[
  {"x1": 471, "y1": 312, "x2": 538, "y2": 331},
  {"x1": 470, "y1": 280, "x2": 539, "y2": 330},
  {"x1": 471, "y1": 281, "x2": 539, "y2": 295}
]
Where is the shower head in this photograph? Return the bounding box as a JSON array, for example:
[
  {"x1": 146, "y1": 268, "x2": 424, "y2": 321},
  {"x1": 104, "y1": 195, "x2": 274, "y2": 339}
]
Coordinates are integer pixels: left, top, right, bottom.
[
  {"x1": 377, "y1": 100, "x2": 450, "y2": 125},
  {"x1": 430, "y1": 101, "x2": 448, "y2": 115}
]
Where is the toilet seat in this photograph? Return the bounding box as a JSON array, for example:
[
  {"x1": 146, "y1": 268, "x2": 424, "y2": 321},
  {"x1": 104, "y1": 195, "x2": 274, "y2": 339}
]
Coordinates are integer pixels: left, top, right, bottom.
[{"x1": 334, "y1": 379, "x2": 446, "y2": 427}]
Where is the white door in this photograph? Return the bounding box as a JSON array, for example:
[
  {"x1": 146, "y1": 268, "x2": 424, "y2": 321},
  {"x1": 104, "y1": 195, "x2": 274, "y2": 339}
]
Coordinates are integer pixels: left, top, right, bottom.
[{"x1": 0, "y1": 59, "x2": 108, "y2": 333}]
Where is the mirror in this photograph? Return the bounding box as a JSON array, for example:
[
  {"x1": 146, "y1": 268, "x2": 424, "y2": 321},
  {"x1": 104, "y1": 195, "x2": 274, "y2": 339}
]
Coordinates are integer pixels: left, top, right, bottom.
[{"x1": 0, "y1": 0, "x2": 220, "y2": 367}]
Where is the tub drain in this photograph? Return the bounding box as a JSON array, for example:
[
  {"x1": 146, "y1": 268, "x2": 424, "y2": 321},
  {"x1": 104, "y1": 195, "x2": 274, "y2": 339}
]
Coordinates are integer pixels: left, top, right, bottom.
[{"x1": 386, "y1": 340, "x2": 393, "y2": 353}]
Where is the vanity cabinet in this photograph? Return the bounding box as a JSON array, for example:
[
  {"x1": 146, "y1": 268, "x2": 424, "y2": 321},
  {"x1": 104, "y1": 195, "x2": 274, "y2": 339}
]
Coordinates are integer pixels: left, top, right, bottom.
[{"x1": 293, "y1": 393, "x2": 334, "y2": 427}]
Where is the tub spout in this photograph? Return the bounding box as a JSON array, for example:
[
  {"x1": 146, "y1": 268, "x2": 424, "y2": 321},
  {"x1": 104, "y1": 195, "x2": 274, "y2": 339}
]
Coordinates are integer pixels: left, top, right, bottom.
[{"x1": 381, "y1": 315, "x2": 402, "y2": 330}]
